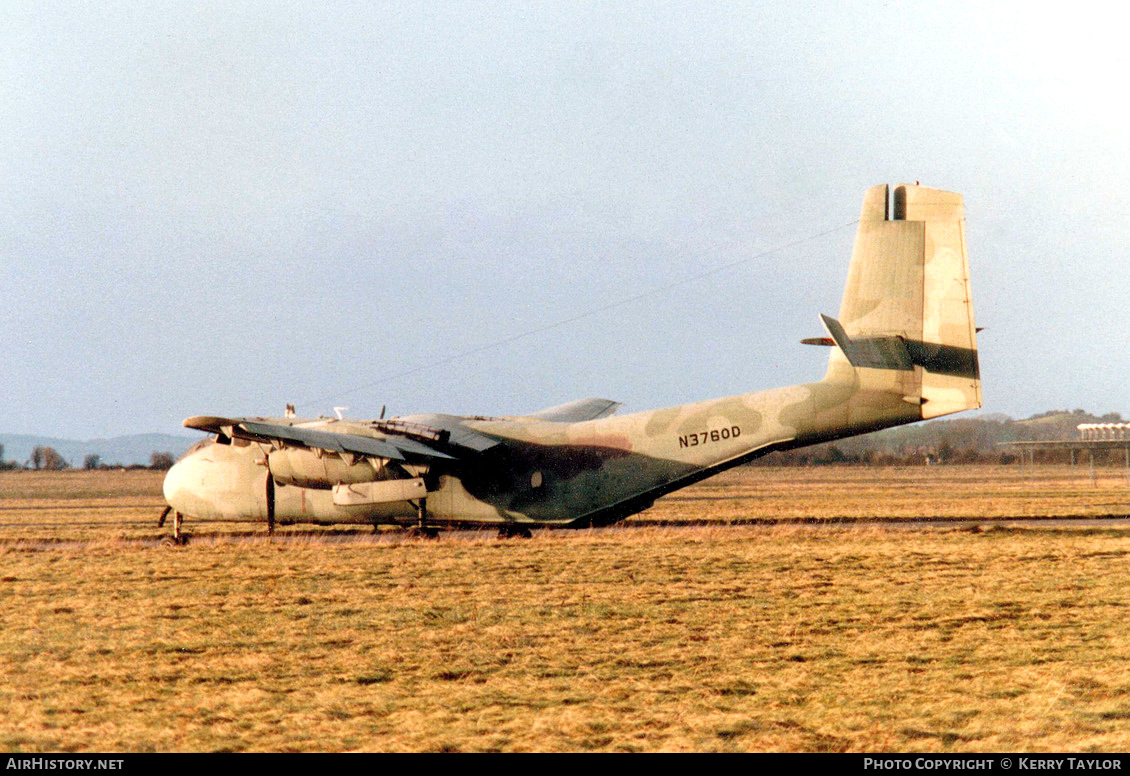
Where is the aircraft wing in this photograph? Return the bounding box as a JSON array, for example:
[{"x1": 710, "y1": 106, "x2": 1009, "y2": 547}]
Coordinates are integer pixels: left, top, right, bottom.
[
  {"x1": 393, "y1": 415, "x2": 503, "y2": 453},
  {"x1": 183, "y1": 416, "x2": 457, "y2": 462},
  {"x1": 523, "y1": 398, "x2": 622, "y2": 422}
]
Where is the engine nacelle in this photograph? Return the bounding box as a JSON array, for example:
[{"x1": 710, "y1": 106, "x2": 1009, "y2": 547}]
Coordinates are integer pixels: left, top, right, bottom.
[{"x1": 267, "y1": 447, "x2": 385, "y2": 489}]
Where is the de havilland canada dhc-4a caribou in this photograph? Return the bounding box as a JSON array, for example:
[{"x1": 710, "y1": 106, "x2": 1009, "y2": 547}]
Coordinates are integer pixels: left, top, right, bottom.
[{"x1": 161, "y1": 184, "x2": 981, "y2": 541}]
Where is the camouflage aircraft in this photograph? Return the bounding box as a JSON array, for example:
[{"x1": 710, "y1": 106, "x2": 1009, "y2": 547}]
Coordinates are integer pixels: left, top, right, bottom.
[{"x1": 161, "y1": 183, "x2": 980, "y2": 541}]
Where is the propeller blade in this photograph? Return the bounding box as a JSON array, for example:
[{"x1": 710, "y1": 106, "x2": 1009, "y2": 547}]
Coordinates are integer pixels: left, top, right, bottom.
[{"x1": 266, "y1": 470, "x2": 276, "y2": 535}]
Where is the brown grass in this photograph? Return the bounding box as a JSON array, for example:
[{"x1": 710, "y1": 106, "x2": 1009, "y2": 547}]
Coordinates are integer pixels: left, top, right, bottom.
[
  {"x1": 1, "y1": 465, "x2": 1129, "y2": 752},
  {"x1": 637, "y1": 464, "x2": 1130, "y2": 523}
]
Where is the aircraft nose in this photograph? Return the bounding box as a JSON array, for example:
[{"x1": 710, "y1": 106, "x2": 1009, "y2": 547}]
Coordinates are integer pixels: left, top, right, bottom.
[
  {"x1": 163, "y1": 453, "x2": 212, "y2": 516},
  {"x1": 161, "y1": 443, "x2": 257, "y2": 522},
  {"x1": 162, "y1": 459, "x2": 190, "y2": 509}
]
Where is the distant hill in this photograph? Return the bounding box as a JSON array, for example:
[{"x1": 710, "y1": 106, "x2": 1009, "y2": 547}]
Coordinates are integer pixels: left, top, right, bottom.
[
  {"x1": 758, "y1": 409, "x2": 1127, "y2": 465},
  {"x1": 0, "y1": 432, "x2": 197, "y2": 468},
  {"x1": 850, "y1": 409, "x2": 1122, "y2": 449}
]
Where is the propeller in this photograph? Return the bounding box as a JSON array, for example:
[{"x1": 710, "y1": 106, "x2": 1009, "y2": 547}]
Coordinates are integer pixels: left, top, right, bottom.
[
  {"x1": 257, "y1": 445, "x2": 276, "y2": 536},
  {"x1": 266, "y1": 472, "x2": 275, "y2": 535}
]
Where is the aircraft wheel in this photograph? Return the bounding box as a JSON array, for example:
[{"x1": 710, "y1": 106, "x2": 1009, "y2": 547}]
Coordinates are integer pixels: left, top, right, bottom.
[
  {"x1": 406, "y1": 526, "x2": 439, "y2": 540},
  {"x1": 498, "y1": 526, "x2": 533, "y2": 539}
]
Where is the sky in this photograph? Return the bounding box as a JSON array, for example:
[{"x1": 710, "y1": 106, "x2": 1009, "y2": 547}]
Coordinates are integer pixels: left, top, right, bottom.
[{"x1": 3, "y1": 2, "x2": 1129, "y2": 439}]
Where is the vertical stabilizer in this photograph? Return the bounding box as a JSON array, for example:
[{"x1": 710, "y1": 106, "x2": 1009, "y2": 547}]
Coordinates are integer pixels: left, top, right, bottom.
[{"x1": 828, "y1": 184, "x2": 980, "y2": 419}]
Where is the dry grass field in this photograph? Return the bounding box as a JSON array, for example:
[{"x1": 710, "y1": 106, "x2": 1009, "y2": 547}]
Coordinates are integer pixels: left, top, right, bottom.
[{"x1": 2, "y1": 465, "x2": 1130, "y2": 752}]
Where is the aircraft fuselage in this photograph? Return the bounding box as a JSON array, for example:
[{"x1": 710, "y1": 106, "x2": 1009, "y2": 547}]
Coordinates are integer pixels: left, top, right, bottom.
[{"x1": 162, "y1": 184, "x2": 981, "y2": 535}]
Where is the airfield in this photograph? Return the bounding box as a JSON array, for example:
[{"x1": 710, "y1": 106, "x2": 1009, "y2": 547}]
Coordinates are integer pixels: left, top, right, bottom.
[{"x1": 2, "y1": 465, "x2": 1130, "y2": 752}]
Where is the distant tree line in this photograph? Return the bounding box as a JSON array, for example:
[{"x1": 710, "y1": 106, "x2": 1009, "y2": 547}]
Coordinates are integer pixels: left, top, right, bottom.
[
  {"x1": 758, "y1": 443, "x2": 1019, "y2": 467},
  {"x1": 754, "y1": 409, "x2": 1130, "y2": 467},
  {"x1": 0, "y1": 444, "x2": 176, "y2": 471}
]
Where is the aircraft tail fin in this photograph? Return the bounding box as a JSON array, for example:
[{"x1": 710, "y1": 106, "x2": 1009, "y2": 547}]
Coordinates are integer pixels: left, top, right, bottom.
[{"x1": 826, "y1": 183, "x2": 980, "y2": 419}]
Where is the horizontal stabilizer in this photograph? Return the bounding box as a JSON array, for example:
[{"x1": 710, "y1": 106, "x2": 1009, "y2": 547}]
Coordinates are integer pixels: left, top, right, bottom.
[
  {"x1": 820, "y1": 314, "x2": 913, "y2": 371},
  {"x1": 819, "y1": 314, "x2": 980, "y2": 381},
  {"x1": 524, "y1": 398, "x2": 622, "y2": 422}
]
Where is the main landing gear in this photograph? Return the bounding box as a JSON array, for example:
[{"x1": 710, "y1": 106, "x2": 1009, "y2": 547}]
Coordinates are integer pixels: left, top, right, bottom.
[
  {"x1": 497, "y1": 525, "x2": 533, "y2": 539},
  {"x1": 406, "y1": 498, "x2": 439, "y2": 539}
]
